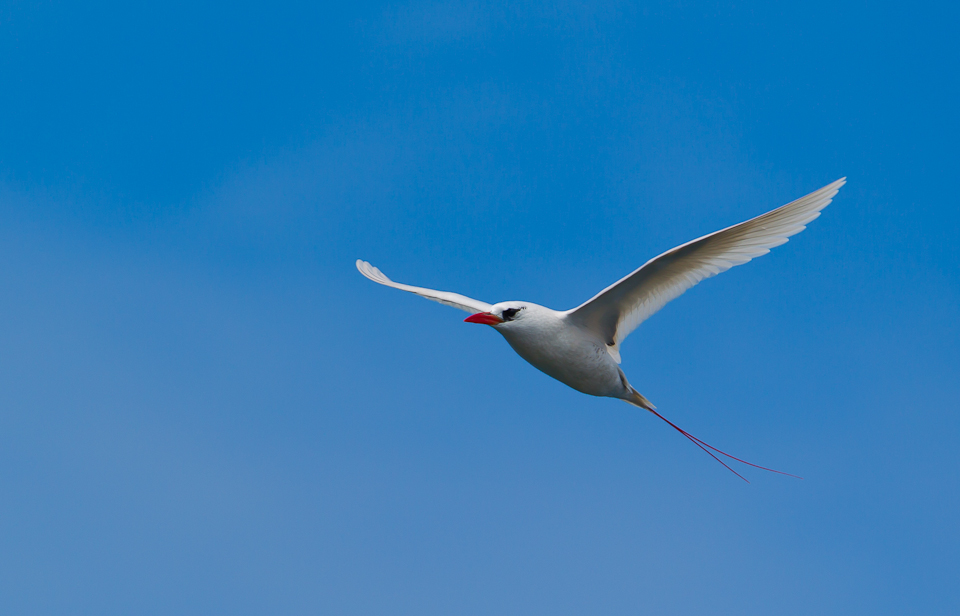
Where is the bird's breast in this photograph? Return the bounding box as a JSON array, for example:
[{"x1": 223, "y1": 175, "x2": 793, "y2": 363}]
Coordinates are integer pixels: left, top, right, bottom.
[{"x1": 499, "y1": 317, "x2": 626, "y2": 398}]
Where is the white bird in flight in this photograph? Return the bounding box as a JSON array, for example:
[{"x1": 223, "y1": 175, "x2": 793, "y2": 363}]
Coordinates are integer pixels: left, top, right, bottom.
[{"x1": 358, "y1": 178, "x2": 845, "y2": 480}]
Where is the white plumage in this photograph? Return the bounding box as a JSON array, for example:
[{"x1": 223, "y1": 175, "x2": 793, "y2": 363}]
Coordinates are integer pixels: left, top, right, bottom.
[
  {"x1": 357, "y1": 179, "x2": 846, "y2": 480},
  {"x1": 356, "y1": 260, "x2": 492, "y2": 314}
]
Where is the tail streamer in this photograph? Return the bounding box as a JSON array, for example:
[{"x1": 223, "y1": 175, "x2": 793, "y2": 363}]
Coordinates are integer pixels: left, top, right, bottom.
[{"x1": 645, "y1": 407, "x2": 803, "y2": 483}]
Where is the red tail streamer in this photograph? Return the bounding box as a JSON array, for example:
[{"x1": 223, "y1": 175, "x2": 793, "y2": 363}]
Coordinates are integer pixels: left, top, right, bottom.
[{"x1": 646, "y1": 408, "x2": 803, "y2": 483}]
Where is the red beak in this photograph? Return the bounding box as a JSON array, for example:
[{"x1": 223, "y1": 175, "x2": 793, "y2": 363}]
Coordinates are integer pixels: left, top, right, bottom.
[{"x1": 464, "y1": 312, "x2": 504, "y2": 325}]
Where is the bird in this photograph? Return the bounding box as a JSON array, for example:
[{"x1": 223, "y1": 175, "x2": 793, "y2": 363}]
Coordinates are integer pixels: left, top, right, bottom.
[{"x1": 357, "y1": 178, "x2": 845, "y2": 480}]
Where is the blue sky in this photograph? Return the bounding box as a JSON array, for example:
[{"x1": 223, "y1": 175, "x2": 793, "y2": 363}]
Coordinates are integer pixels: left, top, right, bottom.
[{"x1": 1, "y1": 1, "x2": 958, "y2": 614}]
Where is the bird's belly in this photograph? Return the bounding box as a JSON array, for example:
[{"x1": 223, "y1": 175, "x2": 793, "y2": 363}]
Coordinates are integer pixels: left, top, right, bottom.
[{"x1": 502, "y1": 331, "x2": 625, "y2": 398}]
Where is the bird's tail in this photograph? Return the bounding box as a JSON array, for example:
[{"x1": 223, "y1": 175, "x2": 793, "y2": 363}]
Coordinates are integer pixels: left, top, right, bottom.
[
  {"x1": 625, "y1": 389, "x2": 657, "y2": 411},
  {"x1": 624, "y1": 387, "x2": 800, "y2": 483}
]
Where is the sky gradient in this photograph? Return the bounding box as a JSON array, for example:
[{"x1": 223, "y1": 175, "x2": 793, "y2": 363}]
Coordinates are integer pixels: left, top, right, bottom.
[{"x1": 1, "y1": 1, "x2": 958, "y2": 614}]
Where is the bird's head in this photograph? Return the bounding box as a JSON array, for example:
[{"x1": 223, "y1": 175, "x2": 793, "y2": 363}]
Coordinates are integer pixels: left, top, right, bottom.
[{"x1": 464, "y1": 302, "x2": 528, "y2": 327}]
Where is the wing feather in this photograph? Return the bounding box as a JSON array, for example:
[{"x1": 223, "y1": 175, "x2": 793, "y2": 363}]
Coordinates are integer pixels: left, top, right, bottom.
[
  {"x1": 356, "y1": 260, "x2": 493, "y2": 314},
  {"x1": 566, "y1": 178, "x2": 846, "y2": 348}
]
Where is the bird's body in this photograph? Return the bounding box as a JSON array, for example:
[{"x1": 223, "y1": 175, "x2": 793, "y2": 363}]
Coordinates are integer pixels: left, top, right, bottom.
[
  {"x1": 492, "y1": 304, "x2": 630, "y2": 400},
  {"x1": 357, "y1": 178, "x2": 846, "y2": 479}
]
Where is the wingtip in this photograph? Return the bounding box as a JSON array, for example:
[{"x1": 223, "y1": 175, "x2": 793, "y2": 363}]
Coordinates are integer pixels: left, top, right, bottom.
[
  {"x1": 801, "y1": 177, "x2": 846, "y2": 211},
  {"x1": 356, "y1": 259, "x2": 391, "y2": 284},
  {"x1": 356, "y1": 258, "x2": 373, "y2": 278},
  {"x1": 822, "y1": 177, "x2": 846, "y2": 197}
]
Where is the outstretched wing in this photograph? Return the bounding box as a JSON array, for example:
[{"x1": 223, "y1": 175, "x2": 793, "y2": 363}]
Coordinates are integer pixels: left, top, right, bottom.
[
  {"x1": 356, "y1": 260, "x2": 493, "y2": 314},
  {"x1": 566, "y1": 178, "x2": 846, "y2": 354}
]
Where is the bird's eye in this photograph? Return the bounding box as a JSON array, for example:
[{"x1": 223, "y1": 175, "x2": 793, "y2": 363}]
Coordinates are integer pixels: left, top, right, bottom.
[{"x1": 502, "y1": 307, "x2": 522, "y2": 321}]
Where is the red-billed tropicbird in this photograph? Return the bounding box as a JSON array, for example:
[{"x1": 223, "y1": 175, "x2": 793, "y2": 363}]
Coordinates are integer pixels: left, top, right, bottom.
[{"x1": 358, "y1": 178, "x2": 845, "y2": 480}]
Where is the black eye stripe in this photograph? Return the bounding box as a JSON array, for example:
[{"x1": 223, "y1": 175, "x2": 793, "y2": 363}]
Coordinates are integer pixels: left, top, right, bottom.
[{"x1": 502, "y1": 307, "x2": 523, "y2": 320}]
